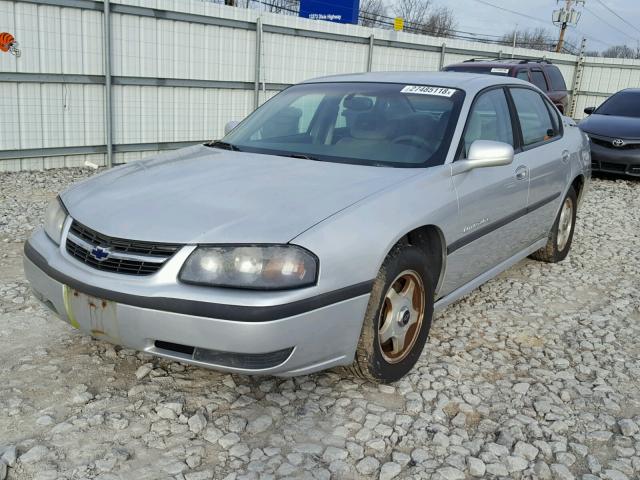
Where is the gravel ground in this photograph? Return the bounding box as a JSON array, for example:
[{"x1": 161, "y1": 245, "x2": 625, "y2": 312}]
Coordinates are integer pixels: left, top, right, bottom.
[{"x1": 0, "y1": 169, "x2": 639, "y2": 480}]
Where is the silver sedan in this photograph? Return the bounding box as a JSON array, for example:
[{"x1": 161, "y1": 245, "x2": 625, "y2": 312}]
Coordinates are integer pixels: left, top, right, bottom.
[{"x1": 24, "y1": 72, "x2": 591, "y2": 382}]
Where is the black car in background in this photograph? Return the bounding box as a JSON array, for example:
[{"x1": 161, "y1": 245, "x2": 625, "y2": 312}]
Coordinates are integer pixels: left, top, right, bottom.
[
  {"x1": 443, "y1": 58, "x2": 570, "y2": 114},
  {"x1": 580, "y1": 89, "x2": 640, "y2": 177}
]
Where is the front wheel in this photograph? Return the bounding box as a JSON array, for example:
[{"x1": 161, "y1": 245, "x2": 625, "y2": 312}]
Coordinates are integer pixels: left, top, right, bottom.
[
  {"x1": 529, "y1": 186, "x2": 577, "y2": 263},
  {"x1": 347, "y1": 245, "x2": 434, "y2": 383}
]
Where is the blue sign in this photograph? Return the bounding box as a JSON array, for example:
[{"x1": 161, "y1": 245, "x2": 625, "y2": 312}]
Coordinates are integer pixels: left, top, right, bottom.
[{"x1": 299, "y1": 0, "x2": 360, "y2": 25}]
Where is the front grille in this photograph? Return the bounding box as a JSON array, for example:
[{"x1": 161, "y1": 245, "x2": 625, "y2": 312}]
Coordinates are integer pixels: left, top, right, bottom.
[
  {"x1": 65, "y1": 220, "x2": 181, "y2": 276},
  {"x1": 600, "y1": 161, "x2": 627, "y2": 173},
  {"x1": 590, "y1": 137, "x2": 640, "y2": 150}
]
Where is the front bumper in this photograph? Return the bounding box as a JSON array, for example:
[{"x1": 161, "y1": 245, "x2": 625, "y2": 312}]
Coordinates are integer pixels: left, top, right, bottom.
[
  {"x1": 590, "y1": 142, "x2": 640, "y2": 176},
  {"x1": 23, "y1": 228, "x2": 371, "y2": 376}
]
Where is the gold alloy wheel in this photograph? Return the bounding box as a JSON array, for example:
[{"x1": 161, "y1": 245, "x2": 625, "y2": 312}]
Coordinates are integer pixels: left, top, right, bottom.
[
  {"x1": 557, "y1": 197, "x2": 573, "y2": 251},
  {"x1": 377, "y1": 270, "x2": 426, "y2": 364}
]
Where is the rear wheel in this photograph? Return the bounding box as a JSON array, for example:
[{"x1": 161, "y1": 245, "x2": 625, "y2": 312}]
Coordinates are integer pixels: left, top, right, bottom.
[
  {"x1": 529, "y1": 187, "x2": 577, "y2": 263},
  {"x1": 347, "y1": 245, "x2": 434, "y2": 383}
]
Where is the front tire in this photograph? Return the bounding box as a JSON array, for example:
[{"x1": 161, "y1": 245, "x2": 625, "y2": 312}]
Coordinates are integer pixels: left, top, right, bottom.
[
  {"x1": 529, "y1": 186, "x2": 577, "y2": 263},
  {"x1": 347, "y1": 245, "x2": 434, "y2": 383}
]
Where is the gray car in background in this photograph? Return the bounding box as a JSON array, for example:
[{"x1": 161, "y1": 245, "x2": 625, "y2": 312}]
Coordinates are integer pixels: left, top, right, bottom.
[{"x1": 24, "y1": 72, "x2": 590, "y2": 383}]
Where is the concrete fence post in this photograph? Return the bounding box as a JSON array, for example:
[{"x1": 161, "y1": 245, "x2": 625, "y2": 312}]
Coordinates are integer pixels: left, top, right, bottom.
[
  {"x1": 367, "y1": 34, "x2": 374, "y2": 72},
  {"x1": 103, "y1": 0, "x2": 113, "y2": 168},
  {"x1": 254, "y1": 16, "x2": 263, "y2": 110},
  {"x1": 439, "y1": 43, "x2": 446, "y2": 70}
]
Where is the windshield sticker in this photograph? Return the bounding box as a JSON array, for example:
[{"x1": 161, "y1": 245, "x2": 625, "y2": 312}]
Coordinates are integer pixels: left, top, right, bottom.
[
  {"x1": 491, "y1": 67, "x2": 510, "y2": 74},
  {"x1": 401, "y1": 85, "x2": 457, "y2": 97}
]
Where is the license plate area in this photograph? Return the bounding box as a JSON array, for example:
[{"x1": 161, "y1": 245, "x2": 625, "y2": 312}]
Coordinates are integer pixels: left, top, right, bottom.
[{"x1": 63, "y1": 285, "x2": 119, "y2": 341}]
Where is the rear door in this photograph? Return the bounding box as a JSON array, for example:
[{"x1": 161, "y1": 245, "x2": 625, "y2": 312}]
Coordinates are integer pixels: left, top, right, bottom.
[
  {"x1": 507, "y1": 87, "x2": 569, "y2": 242},
  {"x1": 441, "y1": 87, "x2": 530, "y2": 295}
]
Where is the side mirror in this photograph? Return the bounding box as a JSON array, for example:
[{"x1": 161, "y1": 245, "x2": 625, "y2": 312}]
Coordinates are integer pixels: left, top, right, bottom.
[
  {"x1": 583, "y1": 107, "x2": 595, "y2": 115},
  {"x1": 451, "y1": 140, "x2": 514, "y2": 176},
  {"x1": 224, "y1": 120, "x2": 239, "y2": 135}
]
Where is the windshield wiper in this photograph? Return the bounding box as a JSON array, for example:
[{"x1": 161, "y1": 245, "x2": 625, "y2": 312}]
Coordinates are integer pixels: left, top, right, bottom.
[
  {"x1": 207, "y1": 140, "x2": 241, "y2": 151},
  {"x1": 285, "y1": 153, "x2": 320, "y2": 161}
]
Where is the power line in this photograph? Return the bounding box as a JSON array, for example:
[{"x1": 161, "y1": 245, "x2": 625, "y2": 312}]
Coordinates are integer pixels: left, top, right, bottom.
[
  {"x1": 251, "y1": 0, "x2": 509, "y2": 43},
  {"x1": 235, "y1": 0, "x2": 594, "y2": 53},
  {"x1": 256, "y1": 0, "x2": 504, "y2": 40},
  {"x1": 467, "y1": 0, "x2": 612, "y2": 49},
  {"x1": 467, "y1": 0, "x2": 550, "y2": 26},
  {"x1": 593, "y1": 0, "x2": 640, "y2": 36},
  {"x1": 583, "y1": 5, "x2": 639, "y2": 43},
  {"x1": 569, "y1": 24, "x2": 613, "y2": 47}
]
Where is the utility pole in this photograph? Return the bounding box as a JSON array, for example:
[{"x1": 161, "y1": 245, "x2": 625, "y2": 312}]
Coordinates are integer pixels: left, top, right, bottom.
[
  {"x1": 555, "y1": 0, "x2": 571, "y2": 53},
  {"x1": 553, "y1": 0, "x2": 584, "y2": 53}
]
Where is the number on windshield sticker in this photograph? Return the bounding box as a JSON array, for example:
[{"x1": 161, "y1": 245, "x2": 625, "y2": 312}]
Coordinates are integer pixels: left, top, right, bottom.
[{"x1": 401, "y1": 85, "x2": 457, "y2": 97}]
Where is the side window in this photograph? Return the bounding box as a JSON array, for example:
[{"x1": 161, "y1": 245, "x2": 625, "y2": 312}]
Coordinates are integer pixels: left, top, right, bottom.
[
  {"x1": 544, "y1": 98, "x2": 561, "y2": 135},
  {"x1": 530, "y1": 70, "x2": 549, "y2": 91},
  {"x1": 462, "y1": 88, "x2": 514, "y2": 157},
  {"x1": 546, "y1": 67, "x2": 567, "y2": 91},
  {"x1": 291, "y1": 94, "x2": 325, "y2": 133},
  {"x1": 516, "y1": 70, "x2": 530, "y2": 82},
  {"x1": 510, "y1": 88, "x2": 556, "y2": 146}
]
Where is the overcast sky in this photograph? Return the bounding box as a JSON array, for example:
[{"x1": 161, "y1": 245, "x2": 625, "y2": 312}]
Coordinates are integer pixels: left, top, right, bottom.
[{"x1": 435, "y1": 0, "x2": 640, "y2": 51}]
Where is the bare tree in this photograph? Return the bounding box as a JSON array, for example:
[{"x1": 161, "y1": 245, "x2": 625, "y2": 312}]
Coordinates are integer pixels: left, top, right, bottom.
[
  {"x1": 602, "y1": 44, "x2": 640, "y2": 59},
  {"x1": 394, "y1": 0, "x2": 430, "y2": 28},
  {"x1": 252, "y1": 0, "x2": 299, "y2": 14},
  {"x1": 359, "y1": 0, "x2": 388, "y2": 28},
  {"x1": 421, "y1": 6, "x2": 455, "y2": 37},
  {"x1": 393, "y1": 0, "x2": 456, "y2": 37},
  {"x1": 500, "y1": 28, "x2": 554, "y2": 51}
]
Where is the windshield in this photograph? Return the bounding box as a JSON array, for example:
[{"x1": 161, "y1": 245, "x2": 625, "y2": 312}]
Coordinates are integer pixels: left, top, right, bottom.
[
  {"x1": 220, "y1": 82, "x2": 465, "y2": 167},
  {"x1": 595, "y1": 91, "x2": 640, "y2": 118}
]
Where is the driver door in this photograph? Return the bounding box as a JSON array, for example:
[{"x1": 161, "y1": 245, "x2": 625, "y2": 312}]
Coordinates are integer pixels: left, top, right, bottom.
[{"x1": 441, "y1": 87, "x2": 530, "y2": 296}]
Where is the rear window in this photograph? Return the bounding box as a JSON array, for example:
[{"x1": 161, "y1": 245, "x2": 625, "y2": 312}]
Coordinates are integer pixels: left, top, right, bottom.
[{"x1": 546, "y1": 67, "x2": 567, "y2": 91}]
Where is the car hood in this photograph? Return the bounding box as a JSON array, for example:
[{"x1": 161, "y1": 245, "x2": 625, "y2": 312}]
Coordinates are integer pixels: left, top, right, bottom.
[
  {"x1": 61, "y1": 145, "x2": 419, "y2": 244},
  {"x1": 579, "y1": 114, "x2": 640, "y2": 139}
]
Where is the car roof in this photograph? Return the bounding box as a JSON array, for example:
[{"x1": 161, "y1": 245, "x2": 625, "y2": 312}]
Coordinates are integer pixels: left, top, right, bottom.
[{"x1": 301, "y1": 71, "x2": 532, "y2": 93}]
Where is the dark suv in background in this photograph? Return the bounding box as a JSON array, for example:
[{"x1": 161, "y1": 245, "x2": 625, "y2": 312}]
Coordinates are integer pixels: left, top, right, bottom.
[{"x1": 443, "y1": 58, "x2": 570, "y2": 114}]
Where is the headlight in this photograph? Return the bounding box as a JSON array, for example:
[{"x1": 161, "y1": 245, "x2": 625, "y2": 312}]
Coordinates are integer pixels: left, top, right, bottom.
[
  {"x1": 179, "y1": 245, "x2": 318, "y2": 290},
  {"x1": 44, "y1": 197, "x2": 68, "y2": 245}
]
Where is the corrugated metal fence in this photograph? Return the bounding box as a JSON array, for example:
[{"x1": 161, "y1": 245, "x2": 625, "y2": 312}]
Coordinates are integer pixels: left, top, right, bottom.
[{"x1": 1, "y1": 0, "x2": 639, "y2": 171}]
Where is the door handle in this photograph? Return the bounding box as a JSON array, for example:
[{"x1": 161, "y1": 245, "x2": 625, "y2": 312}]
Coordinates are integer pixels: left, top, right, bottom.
[
  {"x1": 562, "y1": 150, "x2": 570, "y2": 163},
  {"x1": 515, "y1": 165, "x2": 529, "y2": 180}
]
